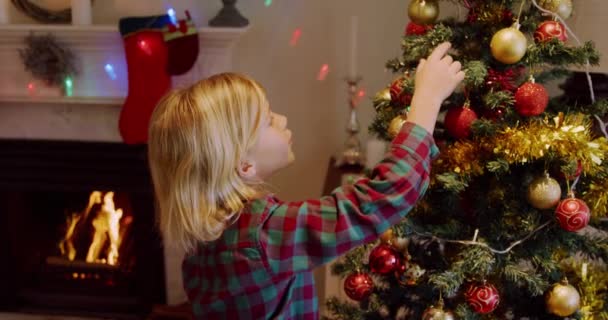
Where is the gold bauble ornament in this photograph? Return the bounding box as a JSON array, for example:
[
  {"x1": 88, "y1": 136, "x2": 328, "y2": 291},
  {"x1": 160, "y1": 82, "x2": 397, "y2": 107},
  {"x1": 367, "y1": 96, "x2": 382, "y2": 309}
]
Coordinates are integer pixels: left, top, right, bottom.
[
  {"x1": 374, "y1": 88, "x2": 392, "y2": 103},
  {"x1": 380, "y1": 229, "x2": 394, "y2": 244},
  {"x1": 545, "y1": 279, "x2": 581, "y2": 317},
  {"x1": 527, "y1": 174, "x2": 562, "y2": 209},
  {"x1": 490, "y1": 25, "x2": 528, "y2": 64},
  {"x1": 422, "y1": 299, "x2": 456, "y2": 320},
  {"x1": 388, "y1": 114, "x2": 408, "y2": 138},
  {"x1": 392, "y1": 237, "x2": 410, "y2": 253},
  {"x1": 538, "y1": 0, "x2": 573, "y2": 19},
  {"x1": 408, "y1": 0, "x2": 440, "y2": 25}
]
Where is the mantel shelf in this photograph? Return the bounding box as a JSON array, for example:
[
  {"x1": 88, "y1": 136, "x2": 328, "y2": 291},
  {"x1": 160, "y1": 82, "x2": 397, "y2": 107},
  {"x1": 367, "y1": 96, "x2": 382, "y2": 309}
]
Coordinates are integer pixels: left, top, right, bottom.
[
  {"x1": 0, "y1": 24, "x2": 249, "y2": 104},
  {"x1": 0, "y1": 95, "x2": 124, "y2": 106},
  {"x1": 0, "y1": 24, "x2": 249, "y2": 47}
]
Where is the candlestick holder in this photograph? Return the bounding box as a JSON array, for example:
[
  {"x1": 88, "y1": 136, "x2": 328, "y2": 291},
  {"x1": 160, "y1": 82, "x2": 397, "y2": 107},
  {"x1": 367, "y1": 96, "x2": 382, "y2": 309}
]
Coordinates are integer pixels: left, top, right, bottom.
[{"x1": 336, "y1": 76, "x2": 365, "y2": 167}]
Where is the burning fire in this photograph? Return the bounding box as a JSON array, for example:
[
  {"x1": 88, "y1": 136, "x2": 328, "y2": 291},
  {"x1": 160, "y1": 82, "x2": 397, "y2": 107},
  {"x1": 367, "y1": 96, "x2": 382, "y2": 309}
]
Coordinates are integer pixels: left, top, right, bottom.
[{"x1": 58, "y1": 191, "x2": 132, "y2": 266}]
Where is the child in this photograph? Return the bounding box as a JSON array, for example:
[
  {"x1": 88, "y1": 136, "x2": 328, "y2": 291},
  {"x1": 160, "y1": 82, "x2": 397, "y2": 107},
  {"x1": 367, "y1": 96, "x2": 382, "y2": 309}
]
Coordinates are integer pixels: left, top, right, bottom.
[{"x1": 148, "y1": 42, "x2": 464, "y2": 319}]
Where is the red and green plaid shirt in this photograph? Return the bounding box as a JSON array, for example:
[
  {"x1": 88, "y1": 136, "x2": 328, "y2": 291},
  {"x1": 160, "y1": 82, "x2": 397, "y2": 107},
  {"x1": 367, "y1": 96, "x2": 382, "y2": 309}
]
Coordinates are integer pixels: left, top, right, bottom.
[{"x1": 182, "y1": 123, "x2": 439, "y2": 319}]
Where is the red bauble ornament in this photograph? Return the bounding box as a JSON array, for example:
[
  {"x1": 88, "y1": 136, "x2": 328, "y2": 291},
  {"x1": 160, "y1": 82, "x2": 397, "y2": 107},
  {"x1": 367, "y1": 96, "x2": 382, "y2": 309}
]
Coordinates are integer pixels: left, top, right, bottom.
[
  {"x1": 405, "y1": 22, "x2": 431, "y2": 35},
  {"x1": 515, "y1": 82, "x2": 549, "y2": 117},
  {"x1": 369, "y1": 244, "x2": 400, "y2": 275},
  {"x1": 343, "y1": 272, "x2": 374, "y2": 301},
  {"x1": 445, "y1": 105, "x2": 479, "y2": 139},
  {"x1": 465, "y1": 282, "x2": 500, "y2": 314},
  {"x1": 555, "y1": 196, "x2": 591, "y2": 232},
  {"x1": 390, "y1": 77, "x2": 412, "y2": 106},
  {"x1": 534, "y1": 20, "x2": 568, "y2": 43}
]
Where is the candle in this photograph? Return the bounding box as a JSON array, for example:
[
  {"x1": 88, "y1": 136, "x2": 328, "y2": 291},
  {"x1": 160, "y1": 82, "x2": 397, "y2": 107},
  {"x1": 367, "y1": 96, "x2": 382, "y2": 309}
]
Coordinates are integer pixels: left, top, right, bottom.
[
  {"x1": 349, "y1": 15, "x2": 358, "y2": 79},
  {"x1": 71, "y1": 0, "x2": 92, "y2": 25},
  {"x1": 0, "y1": 0, "x2": 10, "y2": 24}
]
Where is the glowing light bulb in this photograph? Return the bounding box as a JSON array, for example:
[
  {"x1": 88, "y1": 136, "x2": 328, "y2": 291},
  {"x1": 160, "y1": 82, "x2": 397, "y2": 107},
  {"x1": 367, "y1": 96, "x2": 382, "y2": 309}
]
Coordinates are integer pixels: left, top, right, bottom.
[
  {"x1": 64, "y1": 77, "x2": 73, "y2": 97},
  {"x1": 265, "y1": 0, "x2": 272, "y2": 7},
  {"x1": 27, "y1": 82, "x2": 36, "y2": 95},
  {"x1": 167, "y1": 8, "x2": 177, "y2": 25},
  {"x1": 290, "y1": 28, "x2": 302, "y2": 47},
  {"x1": 317, "y1": 64, "x2": 330, "y2": 81},
  {"x1": 104, "y1": 63, "x2": 117, "y2": 80}
]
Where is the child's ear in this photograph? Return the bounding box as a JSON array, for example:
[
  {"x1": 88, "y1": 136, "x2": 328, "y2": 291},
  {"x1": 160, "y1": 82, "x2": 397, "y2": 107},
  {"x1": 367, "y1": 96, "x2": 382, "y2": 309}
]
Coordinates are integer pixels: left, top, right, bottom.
[{"x1": 237, "y1": 160, "x2": 257, "y2": 180}]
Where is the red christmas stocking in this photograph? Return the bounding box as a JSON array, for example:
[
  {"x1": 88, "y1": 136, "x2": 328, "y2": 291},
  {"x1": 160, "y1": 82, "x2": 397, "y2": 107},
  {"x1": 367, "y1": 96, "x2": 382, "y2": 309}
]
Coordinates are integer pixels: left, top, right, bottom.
[{"x1": 119, "y1": 16, "x2": 171, "y2": 144}]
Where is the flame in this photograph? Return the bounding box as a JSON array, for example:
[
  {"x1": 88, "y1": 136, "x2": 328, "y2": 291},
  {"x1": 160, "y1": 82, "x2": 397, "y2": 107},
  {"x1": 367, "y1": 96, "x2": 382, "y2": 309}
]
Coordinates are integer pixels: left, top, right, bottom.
[{"x1": 58, "y1": 191, "x2": 131, "y2": 266}]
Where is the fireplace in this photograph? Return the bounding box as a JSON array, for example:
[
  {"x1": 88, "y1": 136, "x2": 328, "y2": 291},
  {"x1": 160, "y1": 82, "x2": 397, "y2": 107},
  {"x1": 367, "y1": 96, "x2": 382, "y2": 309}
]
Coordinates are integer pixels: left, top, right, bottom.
[{"x1": 0, "y1": 139, "x2": 165, "y2": 319}]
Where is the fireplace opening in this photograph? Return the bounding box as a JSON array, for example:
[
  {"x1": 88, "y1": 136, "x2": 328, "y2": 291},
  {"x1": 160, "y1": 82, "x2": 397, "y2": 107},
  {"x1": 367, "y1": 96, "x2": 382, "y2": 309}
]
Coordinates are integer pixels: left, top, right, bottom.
[{"x1": 0, "y1": 139, "x2": 165, "y2": 319}]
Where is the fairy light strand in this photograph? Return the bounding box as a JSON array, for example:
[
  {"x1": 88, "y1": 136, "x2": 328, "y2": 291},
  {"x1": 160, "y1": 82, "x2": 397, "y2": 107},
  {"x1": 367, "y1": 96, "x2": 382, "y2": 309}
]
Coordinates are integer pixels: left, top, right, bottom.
[{"x1": 412, "y1": 221, "x2": 552, "y2": 255}]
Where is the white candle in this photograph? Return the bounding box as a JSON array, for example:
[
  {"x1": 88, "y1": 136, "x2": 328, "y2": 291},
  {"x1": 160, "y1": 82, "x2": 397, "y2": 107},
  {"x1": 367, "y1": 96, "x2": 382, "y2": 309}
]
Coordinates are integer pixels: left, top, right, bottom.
[
  {"x1": 349, "y1": 15, "x2": 358, "y2": 79},
  {"x1": 71, "y1": 0, "x2": 92, "y2": 25},
  {"x1": 366, "y1": 138, "x2": 387, "y2": 169},
  {"x1": 0, "y1": 0, "x2": 10, "y2": 24}
]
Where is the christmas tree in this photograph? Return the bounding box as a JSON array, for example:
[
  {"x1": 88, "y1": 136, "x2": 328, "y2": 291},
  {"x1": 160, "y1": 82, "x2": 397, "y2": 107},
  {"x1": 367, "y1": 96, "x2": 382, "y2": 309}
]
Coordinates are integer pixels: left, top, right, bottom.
[{"x1": 325, "y1": 0, "x2": 608, "y2": 319}]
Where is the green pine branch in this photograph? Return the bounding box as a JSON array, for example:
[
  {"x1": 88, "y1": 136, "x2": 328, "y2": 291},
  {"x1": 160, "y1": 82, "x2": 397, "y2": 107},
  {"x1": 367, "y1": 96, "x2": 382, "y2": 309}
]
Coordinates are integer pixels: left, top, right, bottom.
[{"x1": 525, "y1": 39, "x2": 600, "y2": 68}]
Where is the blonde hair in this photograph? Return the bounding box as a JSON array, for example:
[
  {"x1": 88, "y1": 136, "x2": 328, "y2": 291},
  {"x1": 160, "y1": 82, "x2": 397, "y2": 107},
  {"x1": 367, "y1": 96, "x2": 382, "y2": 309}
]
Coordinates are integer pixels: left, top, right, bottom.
[{"x1": 148, "y1": 73, "x2": 268, "y2": 252}]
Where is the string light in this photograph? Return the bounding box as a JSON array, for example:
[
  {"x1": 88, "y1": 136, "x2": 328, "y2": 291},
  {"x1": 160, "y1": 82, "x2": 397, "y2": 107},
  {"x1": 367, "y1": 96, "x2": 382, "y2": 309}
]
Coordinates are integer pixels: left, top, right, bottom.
[
  {"x1": 64, "y1": 76, "x2": 73, "y2": 97},
  {"x1": 167, "y1": 8, "x2": 177, "y2": 25},
  {"x1": 317, "y1": 64, "x2": 329, "y2": 81},
  {"x1": 290, "y1": 28, "x2": 302, "y2": 47},
  {"x1": 27, "y1": 82, "x2": 35, "y2": 95},
  {"x1": 264, "y1": 0, "x2": 272, "y2": 7},
  {"x1": 412, "y1": 221, "x2": 552, "y2": 255},
  {"x1": 104, "y1": 63, "x2": 117, "y2": 80}
]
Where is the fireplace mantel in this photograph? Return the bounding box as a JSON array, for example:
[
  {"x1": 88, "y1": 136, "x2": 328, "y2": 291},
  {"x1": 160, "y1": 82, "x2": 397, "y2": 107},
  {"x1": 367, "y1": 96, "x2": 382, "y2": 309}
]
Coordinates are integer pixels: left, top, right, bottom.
[
  {"x1": 0, "y1": 23, "x2": 249, "y2": 307},
  {"x1": 0, "y1": 24, "x2": 248, "y2": 102}
]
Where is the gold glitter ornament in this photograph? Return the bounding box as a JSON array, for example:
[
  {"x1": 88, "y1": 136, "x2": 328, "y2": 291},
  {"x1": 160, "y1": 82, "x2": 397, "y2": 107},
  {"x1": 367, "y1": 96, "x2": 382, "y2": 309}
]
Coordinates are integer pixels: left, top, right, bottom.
[
  {"x1": 422, "y1": 299, "x2": 456, "y2": 320},
  {"x1": 379, "y1": 229, "x2": 394, "y2": 244},
  {"x1": 545, "y1": 278, "x2": 581, "y2": 317},
  {"x1": 374, "y1": 88, "x2": 391, "y2": 103},
  {"x1": 538, "y1": 0, "x2": 573, "y2": 19},
  {"x1": 490, "y1": 24, "x2": 528, "y2": 64},
  {"x1": 388, "y1": 114, "x2": 408, "y2": 138},
  {"x1": 527, "y1": 174, "x2": 562, "y2": 209},
  {"x1": 408, "y1": 0, "x2": 440, "y2": 25}
]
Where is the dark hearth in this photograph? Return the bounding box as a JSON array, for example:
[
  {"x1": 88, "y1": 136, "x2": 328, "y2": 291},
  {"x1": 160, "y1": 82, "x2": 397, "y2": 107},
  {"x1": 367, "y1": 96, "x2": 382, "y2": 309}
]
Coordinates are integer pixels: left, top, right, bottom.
[{"x1": 0, "y1": 139, "x2": 165, "y2": 319}]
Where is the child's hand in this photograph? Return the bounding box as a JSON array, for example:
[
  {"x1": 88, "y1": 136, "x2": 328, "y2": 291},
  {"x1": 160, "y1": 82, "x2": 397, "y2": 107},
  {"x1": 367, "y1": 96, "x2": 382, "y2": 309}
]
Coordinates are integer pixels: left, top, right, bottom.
[
  {"x1": 406, "y1": 42, "x2": 465, "y2": 133},
  {"x1": 414, "y1": 42, "x2": 465, "y2": 107}
]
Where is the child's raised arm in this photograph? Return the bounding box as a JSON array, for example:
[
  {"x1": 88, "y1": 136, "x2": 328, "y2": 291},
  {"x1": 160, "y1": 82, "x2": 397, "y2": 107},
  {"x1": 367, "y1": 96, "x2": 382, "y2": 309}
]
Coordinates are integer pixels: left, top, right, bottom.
[{"x1": 257, "y1": 43, "x2": 463, "y2": 277}]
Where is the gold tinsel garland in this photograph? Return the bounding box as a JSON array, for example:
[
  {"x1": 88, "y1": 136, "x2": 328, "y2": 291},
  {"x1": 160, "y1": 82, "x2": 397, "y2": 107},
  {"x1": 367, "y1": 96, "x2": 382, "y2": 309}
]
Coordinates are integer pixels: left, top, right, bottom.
[
  {"x1": 583, "y1": 179, "x2": 608, "y2": 219},
  {"x1": 489, "y1": 115, "x2": 607, "y2": 175},
  {"x1": 433, "y1": 114, "x2": 608, "y2": 215},
  {"x1": 560, "y1": 258, "x2": 608, "y2": 320},
  {"x1": 435, "y1": 114, "x2": 608, "y2": 175}
]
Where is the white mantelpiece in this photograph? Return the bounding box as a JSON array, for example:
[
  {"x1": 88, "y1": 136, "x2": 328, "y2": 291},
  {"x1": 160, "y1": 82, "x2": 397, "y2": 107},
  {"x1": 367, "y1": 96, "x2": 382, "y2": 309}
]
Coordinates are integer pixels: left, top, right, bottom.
[{"x1": 0, "y1": 24, "x2": 248, "y2": 305}]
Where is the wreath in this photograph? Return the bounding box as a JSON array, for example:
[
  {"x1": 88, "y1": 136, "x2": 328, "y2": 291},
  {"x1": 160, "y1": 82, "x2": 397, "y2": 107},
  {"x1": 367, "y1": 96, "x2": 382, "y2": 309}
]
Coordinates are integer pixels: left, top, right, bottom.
[
  {"x1": 10, "y1": 0, "x2": 93, "y2": 24},
  {"x1": 19, "y1": 33, "x2": 77, "y2": 87}
]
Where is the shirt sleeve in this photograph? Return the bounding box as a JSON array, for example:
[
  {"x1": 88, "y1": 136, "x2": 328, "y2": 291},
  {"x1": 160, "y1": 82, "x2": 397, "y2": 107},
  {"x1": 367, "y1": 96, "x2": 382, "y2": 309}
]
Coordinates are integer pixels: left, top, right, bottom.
[{"x1": 258, "y1": 122, "x2": 439, "y2": 277}]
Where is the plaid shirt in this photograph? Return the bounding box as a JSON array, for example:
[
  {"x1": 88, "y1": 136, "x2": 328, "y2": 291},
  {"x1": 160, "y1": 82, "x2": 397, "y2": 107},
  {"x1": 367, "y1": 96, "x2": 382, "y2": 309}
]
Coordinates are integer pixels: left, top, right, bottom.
[{"x1": 182, "y1": 123, "x2": 439, "y2": 319}]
